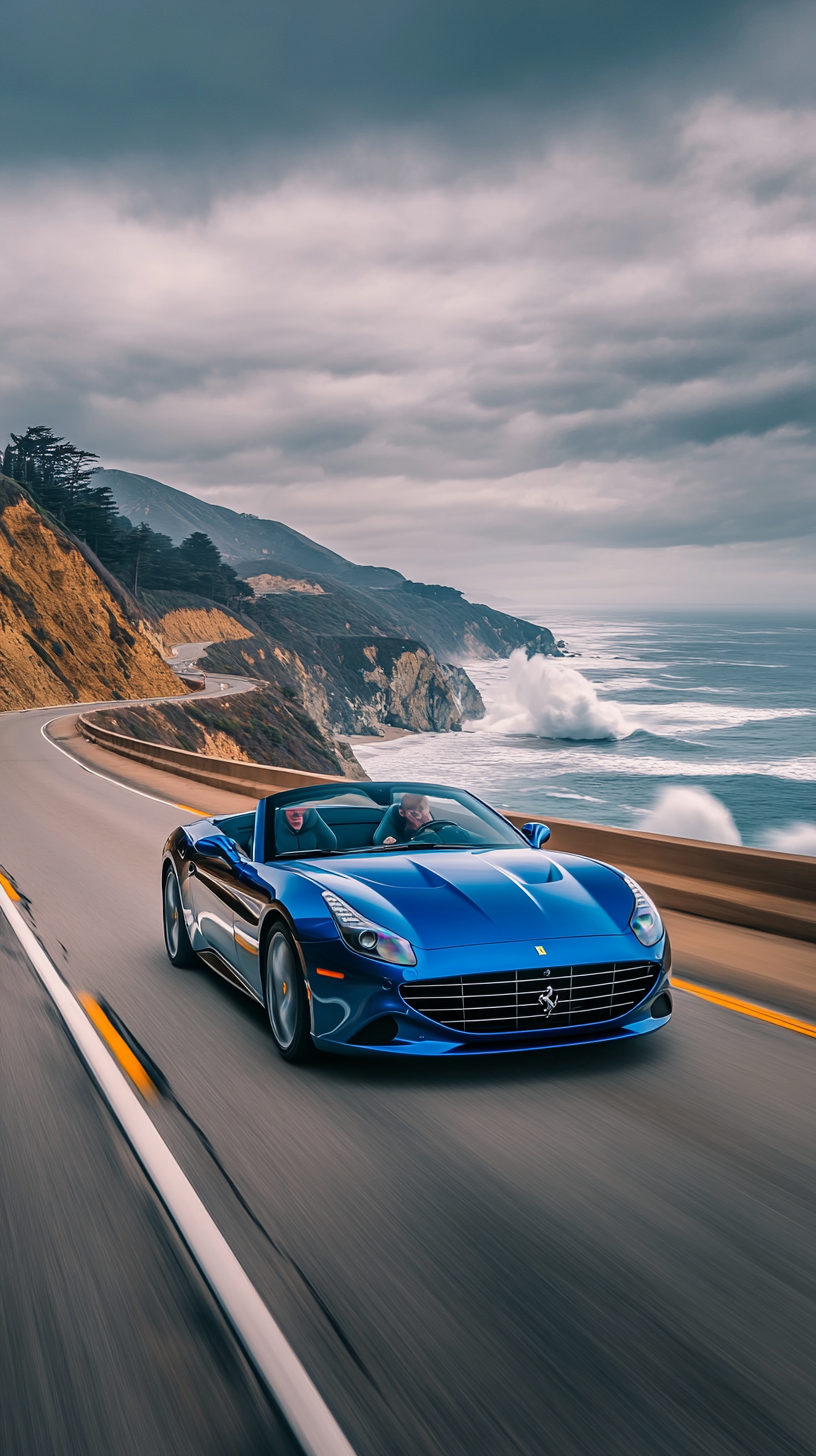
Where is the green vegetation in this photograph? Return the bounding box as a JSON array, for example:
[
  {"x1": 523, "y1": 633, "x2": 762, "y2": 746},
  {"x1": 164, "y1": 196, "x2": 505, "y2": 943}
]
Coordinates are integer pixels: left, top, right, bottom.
[{"x1": 3, "y1": 426, "x2": 252, "y2": 609}]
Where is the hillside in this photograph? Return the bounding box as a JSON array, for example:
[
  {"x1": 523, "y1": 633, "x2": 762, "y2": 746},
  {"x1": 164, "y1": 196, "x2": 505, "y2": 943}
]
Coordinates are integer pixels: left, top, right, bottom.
[
  {"x1": 88, "y1": 685, "x2": 366, "y2": 780},
  {"x1": 98, "y1": 469, "x2": 402, "y2": 585},
  {"x1": 101, "y1": 469, "x2": 562, "y2": 662},
  {"x1": 239, "y1": 559, "x2": 559, "y2": 662},
  {"x1": 0, "y1": 476, "x2": 187, "y2": 711},
  {"x1": 139, "y1": 586, "x2": 482, "y2": 739}
]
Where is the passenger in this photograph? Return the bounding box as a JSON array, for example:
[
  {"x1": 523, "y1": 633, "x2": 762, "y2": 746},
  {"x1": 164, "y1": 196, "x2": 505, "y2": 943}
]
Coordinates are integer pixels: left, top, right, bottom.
[
  {"x1": 373, "y1": 793, "x2": 434, "y2": 846},
  {"x1": 276, "y1": 806, "x2": 337, "y2": 854}
]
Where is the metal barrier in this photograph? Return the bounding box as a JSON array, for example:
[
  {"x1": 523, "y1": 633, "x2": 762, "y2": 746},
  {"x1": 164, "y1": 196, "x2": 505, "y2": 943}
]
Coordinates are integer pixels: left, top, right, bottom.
[
  {"x1": 78, "y1": 714, "x2": 815, "y2": 942},
  {"x1": 78, "y1": 714, "x2": 346, "y2": 796}
]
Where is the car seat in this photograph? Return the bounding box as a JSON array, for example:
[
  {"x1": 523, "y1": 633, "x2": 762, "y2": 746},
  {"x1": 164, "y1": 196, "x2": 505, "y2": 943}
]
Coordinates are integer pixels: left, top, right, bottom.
[
  {"x1": 274, "y1": 807, "x2": 338, "y2": 855},
  {"x1": 372, "y1": 802, "x2": 411, "y2": 845}
]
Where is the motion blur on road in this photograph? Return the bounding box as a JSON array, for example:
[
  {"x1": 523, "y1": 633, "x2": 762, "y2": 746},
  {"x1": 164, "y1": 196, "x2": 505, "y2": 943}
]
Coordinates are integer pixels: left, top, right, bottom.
[{"x1": 2, "y1": 694, "x2": 815, "y2": 1456}]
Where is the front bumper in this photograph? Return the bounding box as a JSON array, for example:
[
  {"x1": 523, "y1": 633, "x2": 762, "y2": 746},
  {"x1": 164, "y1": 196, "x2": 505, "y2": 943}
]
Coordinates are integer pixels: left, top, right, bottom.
[{"x1": 303, "y1": 932, "x2": 672, "y2": 1057}]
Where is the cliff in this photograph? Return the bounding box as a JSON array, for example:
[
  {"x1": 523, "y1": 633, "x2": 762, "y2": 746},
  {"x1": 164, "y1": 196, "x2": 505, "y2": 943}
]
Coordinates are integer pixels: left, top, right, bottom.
[
  {"x1": 0, "y1": 476, "x2": 187, "y2": 711},
  {"x1": 236, "y1": 558, "x2": 559, "y2": 663},
  {"x1": 199, "y1": 630, "x2": 485, "y2": 739},
  {"x1": 140, "y1": 592, "x2": 254, "y2": 646},
  {"x1": 100, "y1": 469, "x2": 562, "y2": 664}
]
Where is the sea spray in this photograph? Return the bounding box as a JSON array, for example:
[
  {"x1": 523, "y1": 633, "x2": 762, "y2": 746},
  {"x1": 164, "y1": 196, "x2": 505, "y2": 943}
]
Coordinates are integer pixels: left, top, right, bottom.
[
  {"x1": 476, "y1": 650, "x2": 631, "y2": 741},
  {"x1": 636, "y1": 786, "x2": 742, "y2": 844},
  {"x1": 763, "y1": 822, "x2": 816, "y2": 855}
]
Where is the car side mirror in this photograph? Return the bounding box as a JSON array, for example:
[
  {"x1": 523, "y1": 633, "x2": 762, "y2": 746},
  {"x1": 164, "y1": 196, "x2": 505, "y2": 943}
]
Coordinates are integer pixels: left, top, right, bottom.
[
  {"x1": 196, "y1": 834, "x2": 242, "y2": 865},
  {"x1": 522, "y1": 822, "x2": 551, "y2": 848}
]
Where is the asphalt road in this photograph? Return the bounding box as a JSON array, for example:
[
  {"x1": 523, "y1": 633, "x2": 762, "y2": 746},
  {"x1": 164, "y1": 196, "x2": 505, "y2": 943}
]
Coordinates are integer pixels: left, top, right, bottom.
[{"x1": 2, "y1": 697, "x2": 815, "y2": 1456}]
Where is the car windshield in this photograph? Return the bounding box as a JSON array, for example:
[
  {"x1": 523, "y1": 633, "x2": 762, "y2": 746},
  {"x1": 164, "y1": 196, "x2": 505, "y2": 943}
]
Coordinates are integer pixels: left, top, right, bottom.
[{"x1": 269, "y1": 782, "x2": 522, "y2": 858}]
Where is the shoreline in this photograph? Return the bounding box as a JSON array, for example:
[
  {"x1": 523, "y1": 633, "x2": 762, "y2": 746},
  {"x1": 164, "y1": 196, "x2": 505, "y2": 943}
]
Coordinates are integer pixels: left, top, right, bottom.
[{"x1": 341, "y1": 725, "x2": 417, "y2": 745}]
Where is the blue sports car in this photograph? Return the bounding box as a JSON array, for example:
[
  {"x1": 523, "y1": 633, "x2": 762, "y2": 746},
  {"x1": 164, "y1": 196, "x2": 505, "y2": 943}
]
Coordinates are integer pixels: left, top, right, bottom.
[{"x1": 162, "y1": 780, "x2": 672, "y2": 1060}]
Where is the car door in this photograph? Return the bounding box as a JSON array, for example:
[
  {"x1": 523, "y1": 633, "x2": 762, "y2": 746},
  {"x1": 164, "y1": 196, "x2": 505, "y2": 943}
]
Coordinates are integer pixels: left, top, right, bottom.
[
  {"x1": 189, "y1": 838, "x2": 244, "y2": 966},
  {"x1": 231, "y1": 870, "x2": 276, "y2": 999}
]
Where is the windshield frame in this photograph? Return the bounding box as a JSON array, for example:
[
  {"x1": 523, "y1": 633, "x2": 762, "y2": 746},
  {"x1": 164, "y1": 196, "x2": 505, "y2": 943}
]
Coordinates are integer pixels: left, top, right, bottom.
[{"x1": 262, "y1": 780, "x2": 526, "y2": 861}]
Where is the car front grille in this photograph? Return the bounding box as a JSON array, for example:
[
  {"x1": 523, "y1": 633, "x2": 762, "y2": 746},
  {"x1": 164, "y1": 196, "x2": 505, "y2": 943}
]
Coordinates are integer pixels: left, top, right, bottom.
[{"x1": 399, "y1": 962, "x2": 660, "y2": 1034}]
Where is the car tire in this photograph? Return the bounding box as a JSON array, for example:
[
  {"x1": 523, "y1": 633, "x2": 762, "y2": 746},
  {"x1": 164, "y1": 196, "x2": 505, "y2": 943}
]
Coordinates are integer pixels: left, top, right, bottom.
[
  {"x1": 264, "y1": 926, "x2": 313, "y2": 1062},
  {"x1": 163, "y1": 866, "x2": 200, "y2": 968}
]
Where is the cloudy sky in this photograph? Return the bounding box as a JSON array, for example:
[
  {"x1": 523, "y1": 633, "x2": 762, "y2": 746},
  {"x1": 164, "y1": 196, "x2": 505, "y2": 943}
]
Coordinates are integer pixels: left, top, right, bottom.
[{"x1": 2, "y1": 0, "x2": 815, "y2": 607}]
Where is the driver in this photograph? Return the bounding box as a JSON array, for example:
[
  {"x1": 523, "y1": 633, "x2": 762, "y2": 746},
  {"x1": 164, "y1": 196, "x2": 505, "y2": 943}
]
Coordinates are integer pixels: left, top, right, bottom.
[{"x1": 376, "y1": 793, "x2": 434, "y2": 846}]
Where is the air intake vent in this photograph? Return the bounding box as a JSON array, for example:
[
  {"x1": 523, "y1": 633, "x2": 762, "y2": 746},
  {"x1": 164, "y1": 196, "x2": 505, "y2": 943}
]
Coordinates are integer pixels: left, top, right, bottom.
[{"x1": 400, "y1": 963, "x2": 659, "y2": 1035}]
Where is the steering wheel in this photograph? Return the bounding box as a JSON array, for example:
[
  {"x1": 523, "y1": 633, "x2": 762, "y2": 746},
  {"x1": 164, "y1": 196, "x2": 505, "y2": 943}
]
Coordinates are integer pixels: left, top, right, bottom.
[{"x1": 406, "y1": 818, "x2": 461, "y2": 840}]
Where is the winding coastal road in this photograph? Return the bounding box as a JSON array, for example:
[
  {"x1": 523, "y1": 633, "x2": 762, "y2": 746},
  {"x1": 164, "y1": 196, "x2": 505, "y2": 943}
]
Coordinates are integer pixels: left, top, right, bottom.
[{"x1": 2, "y1": 686, "x2": 815, "y2": 1456}]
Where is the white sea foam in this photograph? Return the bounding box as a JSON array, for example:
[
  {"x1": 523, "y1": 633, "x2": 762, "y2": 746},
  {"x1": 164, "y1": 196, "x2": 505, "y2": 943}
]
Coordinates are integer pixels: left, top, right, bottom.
[
  {"x1": 636, "y1": 786, "x2": 742, "y2": 845},
  {"x1": 626, "y1": 702, "x2": 813, "y2": 736},
  {"x1": 354, "y1": 733, "x2": 816, "y2": 784},
  {"x1": 475, "y1": 651, "x2": 632, "y2": 741},
  {"x1": 467, "y1": 651, "x2": 812, "y2": 744},
  {"x1": 762, "y1": 822, "x2": 816, "y2": 856}
]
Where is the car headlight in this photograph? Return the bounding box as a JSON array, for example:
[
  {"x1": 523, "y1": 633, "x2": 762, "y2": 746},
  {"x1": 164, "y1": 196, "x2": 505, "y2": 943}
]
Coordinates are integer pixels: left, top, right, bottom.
[
  {"x1": 322, "y1": 890, "x2": 417, "y2": 966},
  {"x1": 622, "y1": 874, "x2": 664, "y2": 947}
]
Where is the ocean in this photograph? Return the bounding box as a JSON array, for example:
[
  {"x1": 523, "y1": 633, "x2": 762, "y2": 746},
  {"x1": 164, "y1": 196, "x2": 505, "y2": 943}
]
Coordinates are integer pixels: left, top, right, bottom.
[{"x1": 351, "y1": 610, "x2": 816, "y2": 854}]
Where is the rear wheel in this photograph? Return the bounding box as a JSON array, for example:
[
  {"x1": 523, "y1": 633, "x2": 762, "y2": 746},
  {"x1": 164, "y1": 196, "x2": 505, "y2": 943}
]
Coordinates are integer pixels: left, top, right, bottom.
[
  {"x1": 264, "y1": 926, "x2": 313, "y2": 1062},
  {"x1": 163, "y1": 867, "x2": 199, "y2": 968}
]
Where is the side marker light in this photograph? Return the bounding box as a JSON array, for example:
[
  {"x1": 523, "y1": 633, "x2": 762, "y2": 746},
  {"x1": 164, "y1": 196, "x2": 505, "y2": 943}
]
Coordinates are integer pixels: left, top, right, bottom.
[{"x1": 316, "y1": 967, "x2": 345, "y2": 979}]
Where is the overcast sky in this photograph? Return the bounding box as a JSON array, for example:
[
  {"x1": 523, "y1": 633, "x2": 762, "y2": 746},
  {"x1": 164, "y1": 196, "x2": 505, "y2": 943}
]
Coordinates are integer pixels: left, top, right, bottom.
[{"x1": 2, "y1": 0, "x2": 814, "y2": 608}]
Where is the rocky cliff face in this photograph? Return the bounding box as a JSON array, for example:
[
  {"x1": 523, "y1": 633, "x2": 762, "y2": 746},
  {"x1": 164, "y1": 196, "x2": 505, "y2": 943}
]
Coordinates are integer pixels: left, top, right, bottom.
[
  {"x1": 200, "y1": 629, "x2": 484, "y2": 739},
  {"x1": 141, "y1": 592, "x2": 254, "y2": 647},
  {"x1": 320, "y1": 636, "x2": 482, "y2": 734},
  {"x1": 0, "y1": 477, "x2": 186, "y2": 711},
  {"x1": 236, "y1": 559, "x2": 561, "y2": 664}
]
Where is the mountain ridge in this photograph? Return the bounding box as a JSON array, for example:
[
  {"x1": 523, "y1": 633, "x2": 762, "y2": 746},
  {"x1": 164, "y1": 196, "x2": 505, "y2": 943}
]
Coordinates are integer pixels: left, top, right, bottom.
[
  {"x1": 97, "y1": 469, "x2": 404, "y2": 586},
  {"x1": 100, "y1": 469, "x2": 562, "y2": 663}
]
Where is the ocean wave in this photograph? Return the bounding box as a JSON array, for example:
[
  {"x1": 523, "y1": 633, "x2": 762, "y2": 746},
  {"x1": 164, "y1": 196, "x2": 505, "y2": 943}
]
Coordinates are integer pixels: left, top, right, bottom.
[
  {"x1": 468, "y1": 651, "x2": 813, "y2": 745},
  {"x1": 355, "y1": 734, "x2": 816, "y2": 783},
  {"x1": 622, "y1": 702, "x2": 814, "y2": 736},
  {"x1": 476, "y1": 651, "x2": 632, "y2": 741},
  {"x1": 635, "y1": 787, "x2": 741, "y2": 844},
  {"x1": 762, "y1": 822, "x2": 816, "y2": 856}
]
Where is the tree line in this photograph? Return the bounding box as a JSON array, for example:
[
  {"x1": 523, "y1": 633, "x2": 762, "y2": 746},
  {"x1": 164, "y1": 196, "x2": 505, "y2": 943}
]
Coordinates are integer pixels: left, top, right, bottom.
[{"x1": 3, "y1": 426, "x2": 252, "y2": 608}]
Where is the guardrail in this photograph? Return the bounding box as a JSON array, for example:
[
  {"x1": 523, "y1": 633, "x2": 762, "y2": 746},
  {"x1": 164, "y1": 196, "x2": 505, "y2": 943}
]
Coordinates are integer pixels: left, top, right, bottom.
[
  {"x1": 78, "y1": 715, "x2": 815, "y2": 943},
  {"x1": 78, "y1": 715, "x2": 347, "y2": 796},
  {"x1": 502, "y1": 813, "x2": 814, "y2": 943}
]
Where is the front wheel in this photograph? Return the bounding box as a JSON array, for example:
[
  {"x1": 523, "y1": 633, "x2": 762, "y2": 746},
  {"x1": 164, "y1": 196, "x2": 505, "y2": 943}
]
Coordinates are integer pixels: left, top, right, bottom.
[
  {"x1": 163, "y1": 867, "x2": 200, "y2": 968},
  {"x1": 264, "y1": 927, "x2": 313, "y2": 1062}
]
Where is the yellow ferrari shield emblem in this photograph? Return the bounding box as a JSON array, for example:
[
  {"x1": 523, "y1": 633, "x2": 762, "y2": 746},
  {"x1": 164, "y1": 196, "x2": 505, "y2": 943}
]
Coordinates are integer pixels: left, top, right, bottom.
[{"x1": 535, "y1": 946, "x2": 546, "y2": 955}]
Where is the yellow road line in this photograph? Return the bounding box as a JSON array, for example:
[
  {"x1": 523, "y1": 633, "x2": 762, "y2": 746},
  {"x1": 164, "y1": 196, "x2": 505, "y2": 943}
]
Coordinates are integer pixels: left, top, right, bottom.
[
  {"x1": 176, "y1": 803, "x2": 210, "y2": 815},
  {"x1": 78, "y1": 993, "x2": 157, "y2": 1098},
  {"x1": 672, "y1": 976, "x2": 816, "y2": 1040},
  {"x1": 0, "y1": 871, "x2": 20, "y2": 901}
]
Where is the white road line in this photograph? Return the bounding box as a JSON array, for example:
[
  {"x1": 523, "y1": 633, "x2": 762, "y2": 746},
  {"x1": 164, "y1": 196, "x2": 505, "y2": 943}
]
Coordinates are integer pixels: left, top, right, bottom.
[
  {"x1": 40, "y1": 720, "x2": 203, "y2": 812},
  {"x1": 0, "y1": 881, "x2": 357, "y2": 1456}
]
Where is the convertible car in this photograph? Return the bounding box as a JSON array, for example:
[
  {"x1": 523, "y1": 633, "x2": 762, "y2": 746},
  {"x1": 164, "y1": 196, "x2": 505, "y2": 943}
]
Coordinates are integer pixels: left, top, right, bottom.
[{"x1": 162, "y1": 780, "x2": 672, "y2": 1060}]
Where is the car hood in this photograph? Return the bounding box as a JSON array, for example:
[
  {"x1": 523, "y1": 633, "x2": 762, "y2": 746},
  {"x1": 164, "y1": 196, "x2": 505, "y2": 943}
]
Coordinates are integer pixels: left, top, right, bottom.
[{"x1": 305, "y1": 848, "x2": 633, "y2": 949}]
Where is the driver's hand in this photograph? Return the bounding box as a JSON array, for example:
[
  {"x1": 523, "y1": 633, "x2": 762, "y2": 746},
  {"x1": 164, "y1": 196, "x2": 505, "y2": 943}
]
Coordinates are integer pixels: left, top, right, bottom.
[{"x1": 383, "y1": 836, "x2": 396, "y2": 844}]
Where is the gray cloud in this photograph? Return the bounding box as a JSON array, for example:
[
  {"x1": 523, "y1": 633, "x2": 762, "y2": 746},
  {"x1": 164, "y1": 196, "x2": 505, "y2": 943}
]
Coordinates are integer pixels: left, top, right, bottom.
[
  {"x1": 1, "y1": 0, "x2": 809, "y2": 168},
  {"x1": 1, "y1": 3, "x2": 815, "y2": 607}
]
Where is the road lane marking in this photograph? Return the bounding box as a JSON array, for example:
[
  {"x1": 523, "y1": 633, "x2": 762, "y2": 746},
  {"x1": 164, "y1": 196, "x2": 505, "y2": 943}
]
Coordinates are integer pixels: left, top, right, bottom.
[
  {"x1": 0, "y1": 879, "x2": 357, "y2": 1456},
  {"x1": 41, "y1": 721, "x2": 214, "y2": 817},
  {"x1": 79, "y1": 993, "x2": 158, "y2": 1099},
  {"x1": 672, "y1": 977, "x2": 816, "y2": 1039},
  {"x1": 0, "y1": 870, "x2": 21, "y2": 901}
]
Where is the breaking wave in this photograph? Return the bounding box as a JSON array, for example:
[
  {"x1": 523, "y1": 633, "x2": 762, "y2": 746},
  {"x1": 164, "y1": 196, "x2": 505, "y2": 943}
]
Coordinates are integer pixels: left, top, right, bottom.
[
  {"x1": 476, "y1": 651, "x2": 632, "y2": 741},
  {"x1": 762, "y1": 821, "x2": 816, "y2": 856},
  {"x1": 635, "y1": 786, "x2": 742, "y2": 844}
]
